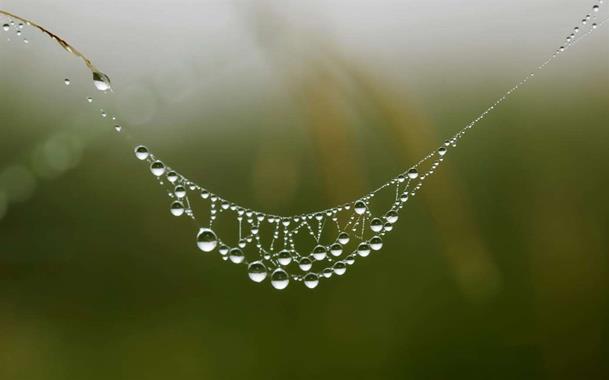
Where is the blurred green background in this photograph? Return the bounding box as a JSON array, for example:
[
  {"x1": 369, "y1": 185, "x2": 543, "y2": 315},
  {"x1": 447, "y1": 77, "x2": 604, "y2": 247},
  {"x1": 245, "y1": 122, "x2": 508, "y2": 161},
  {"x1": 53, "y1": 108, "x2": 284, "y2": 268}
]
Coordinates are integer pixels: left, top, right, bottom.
[{"x1": 1, "y1": 1, "x2": 608, "y2": 379}]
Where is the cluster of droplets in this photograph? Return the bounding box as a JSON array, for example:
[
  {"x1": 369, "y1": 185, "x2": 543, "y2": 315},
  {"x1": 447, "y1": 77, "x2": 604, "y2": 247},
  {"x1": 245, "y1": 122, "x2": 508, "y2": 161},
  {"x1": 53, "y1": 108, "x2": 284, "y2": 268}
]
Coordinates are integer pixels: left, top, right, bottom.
[
  {"x1": 2, "y1": 19, "x2": 29, "y2": 44},
  {"x1": 3, "y1": 1, "x2": 607, "y2": 289}
]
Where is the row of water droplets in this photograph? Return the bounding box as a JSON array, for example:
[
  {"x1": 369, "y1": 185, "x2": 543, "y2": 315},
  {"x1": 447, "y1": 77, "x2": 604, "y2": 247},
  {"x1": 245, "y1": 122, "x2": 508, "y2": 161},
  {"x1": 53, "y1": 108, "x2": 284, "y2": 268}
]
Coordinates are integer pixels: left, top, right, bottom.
[{"x1": 1, "y1": 2, "x2": 606, "y2": 290}]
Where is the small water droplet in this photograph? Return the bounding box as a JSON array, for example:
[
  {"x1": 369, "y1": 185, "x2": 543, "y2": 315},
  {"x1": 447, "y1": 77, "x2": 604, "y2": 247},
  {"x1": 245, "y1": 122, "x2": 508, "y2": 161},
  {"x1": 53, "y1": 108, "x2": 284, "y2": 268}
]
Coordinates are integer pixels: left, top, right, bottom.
[
  {"x1": 150, "y1": 161, "x2": 165, "y2": 176},
  {"x1": 92, "y1": 71, "x2": 112, "y2": 92},
  {"x1": 277, "y1": 250, "x2": 292, "y2": 266},
  {"x1": 170, "y1": 201, "x2": 184, "y2": 216},
  {"x1": 218, "y1": 245, "x2": 229, "y2": 256},
  {"x1": 134, "y1": 145, "x2": 149, "y2": 160},
  {"x1": 385, "y1": 210, "x2": 399, "y2": 224},
  {"x1": 407, "y1": 168, "x2": 419, "y2": 179},
  {"x1": 303, "y1": 273, "x2": 319, "y2": 289},
  {"x1": 87, "y1": 97, "x2": 93, "y2": 103},
  {"x1": 271, "y1": 268, "x2": 290, "y2": 290},
  {"x1": 2, "y1": 24, "x2": 9, "y2": 32},
  {"x1": 371, "y1": 218, "x2": 384, "y2": 232},
  {"x1": 438, "y1": 147, "x2": 447, "y2": 156},
  {"x1": 174, "y1": 185, "x2": 186, "y2": 199},
  {"x1": 114, "y1": 124, "x2": 122, "y2": 132},
  {"x1": 248, "y1": 261, "x2": 267, "y2": 283},
  {"x1": 166, "y1": 171, "x2": 178, "y2": 183},
  {"x1": 196, "y1": 228, "x2": 218, "y2": 252},
  {"x1": 337, "y1": 232, "x2": 350, "y2": 245},
  {"x1": 593, "y1": 5, "x2": 600, "y2": 12},
  {"x1": 64, "y1": 78, "x2": 70, "y2": 86}
]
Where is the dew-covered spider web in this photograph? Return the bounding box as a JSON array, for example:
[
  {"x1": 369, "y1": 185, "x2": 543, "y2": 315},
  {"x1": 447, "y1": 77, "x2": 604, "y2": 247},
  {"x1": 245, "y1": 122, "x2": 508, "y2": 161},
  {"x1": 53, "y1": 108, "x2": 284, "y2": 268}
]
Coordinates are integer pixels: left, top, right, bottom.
[{"x1": 0, "y1": 1, "x2": 607, "y2": 290}]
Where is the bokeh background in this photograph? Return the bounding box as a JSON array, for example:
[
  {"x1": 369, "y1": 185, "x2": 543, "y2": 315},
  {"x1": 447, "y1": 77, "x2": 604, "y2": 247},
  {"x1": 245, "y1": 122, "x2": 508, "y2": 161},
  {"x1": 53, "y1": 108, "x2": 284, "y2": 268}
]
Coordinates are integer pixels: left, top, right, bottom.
[{"x1": 1, "y1": 0, "x2": 608, "y2": 379}]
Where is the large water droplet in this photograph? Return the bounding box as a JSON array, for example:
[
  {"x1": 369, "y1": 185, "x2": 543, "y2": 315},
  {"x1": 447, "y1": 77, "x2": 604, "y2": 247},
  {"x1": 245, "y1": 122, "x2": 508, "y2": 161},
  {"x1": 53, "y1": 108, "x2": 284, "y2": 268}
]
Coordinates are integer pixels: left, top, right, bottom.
[
  {"x1": 337, "y1": 232, "x2": 350, "y2": 245},
  {"x1": 312, "y1": 245, "x2": 327, "y2": 261},
  {"x1": 92, "y1": 71, "x2": 112, "y2": 92},
  {"x1": 196, "y1": 228, "x2": 218, "y2": 252},
  {"x1": 354, "y1": 201, "x2": 367, "y2": 215},
  {"x1": 174, "y1": 185, "x2": 186, "y2": 199},
  {"x1": 170, "y1": 201, "x2": 184, "y2": 216},
  {"x1": 357, "y1": 242, "x2": 371, "y2": 257},
  {"x1": 150, "y1": 161, "x2": 165, "y2": 176},
  {"x1": 385, "y1": 210, "x2": 398, "y2": 224},
  {"x1": 330, "y1": 243, "x2": 343, "y2": 257},
  {"x1": 277, "y1": 250, "x2": 292, "y2": 266},
  {"x1": 333, "y1": 261, "x2": 347, "y2": 275},
  {"x1": 271, "y1": 268, "x2": 290, "y2": 290},
  {"x1": 299, "y1": 257, "x2": 313, "y2": 271},
  {"x1": 229, "y1": 248, "x2": 244, "y2": 264},
  {"x1": 303, "y1": 273, "x2": 319, "y2": 289},
  {"x1": 248, "y1": 261, "x2": 267, "y2": 282},
  {"x1": 370, "y1": 218, "x2": 384, "y2": 232},
  {"x1": 369, "y1": 236, "x2": 383, "y2": 251},
  {"x1": 134, "y1": 145, "x2": 149, "y2": 160}
]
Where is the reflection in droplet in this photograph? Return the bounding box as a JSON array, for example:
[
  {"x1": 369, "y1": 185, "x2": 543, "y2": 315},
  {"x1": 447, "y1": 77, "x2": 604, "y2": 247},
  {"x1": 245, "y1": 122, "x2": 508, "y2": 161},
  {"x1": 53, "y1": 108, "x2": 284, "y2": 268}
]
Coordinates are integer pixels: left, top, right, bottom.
[
  {"x1": 134, "y1": 145, "x2": 149, "y2": 160},
  {"x1": 92, "y1": 71, "x2": 112, "y2": 92},
  {"x1": 248, "y1": 261, "x2": 267, "y2": 283},
  {"x1": 196, "y1": 228, "x2": 218, "y2": 252},
  {"x1": 303, "y1": 273, "x2": 319, "y2": 289},
  {"x1": 271, "y1": 268, "x2": 290, "y2": 290}
]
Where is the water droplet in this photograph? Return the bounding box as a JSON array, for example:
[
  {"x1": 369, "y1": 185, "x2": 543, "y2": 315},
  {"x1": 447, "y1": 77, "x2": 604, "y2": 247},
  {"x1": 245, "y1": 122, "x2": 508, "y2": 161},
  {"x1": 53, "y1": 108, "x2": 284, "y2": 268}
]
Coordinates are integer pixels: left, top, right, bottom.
[
  {"x1": 114, "y1": 124, "x2": 122, "y2": 132},
  {"x1": 218, "y1": 245, "x2": 229, "y2": 256},
  {"x1": 92, "y1": 71, "x2": 112, "y2": 91},
  {"x1": 354, "y1": 200, "x2": 367, "y2": 215},
  {"x1": 385, "y1": 210, "x2": 398, "y2": 224},
  {"x1": 322, "y1": 268, "x2": 333, "y2": 278},
  {"x1": 329, "y1": 243, "x2": 343, "y2": 257},
  {"x1": 170, "y1": 201, "x2": 184, "y2": 216},
  {"x1": 196, "y1": 228, "x2": 218, "y2": 252},
  {"x1": 593, "y1": 5, "x2": 600, "y2": 12},
  {"x1": 150, "y1": 160, "x2": 165, "y2": 176},
  {"x1": 277, "y1": 249, "x2": 292, "y2": 265},
  {"x1": 592, "y1": 23, "x2": 598, "y2": 29},
  {"x1": 299, "y1": 257, "x2": 313, "y2": 271},
  {"x1": 370, "y1": 218, "x2": 384, "y2": 232},
  {"x1": 200, "y1": 189, "x2": 210, "y2": 199},
  {"x1": 248, "y1": 261, "x2": 267, "y2": 283},
  {"x1": 357, "y1": 242, "x2": 371, "y2": 257},
  {"x1": 407, "y1": 168, "x2": 419, "y2": 179},
  {"x1": 134, "y1": 145, "x2": 149, "y2": 160},
  {"x1": 271, "y1": 268, "x2": 290, "y2": 290},
  {"x1": 369, "y1": 236, "x2": 383, "y2": 251},
  {"x1": 337, "y1": 232, "x2": 350, "y2": 245},
  {"x1": 2, "y1": 24, "x2": 9, "y2": 32},
  {"x1": 174, "y1": 185, "x2": 186, "y2": 199},
  {"x1": 229, "y1": 248, "x2": 244, "y2": 263},
  {"x1": 87, "y1": 97, "x2": 93, "y2": 103},
  {"x1": 100, "y1": 110, "x2": 107, "y2": 118},
  {"x1": 303, "y1": 273, "x2": 319, "y2": 289},
  {"x1": 64, "y1": 78, "x2": 70, "y2": 86},
  {"x1": 438, "y1": 147, "x2": 447, "y2": 156},
  {"x1": 166, "y1": 171, "x2": 178, "y2": 183},
  {"x1": 312, "y1": 245, "x2": 327, "y2": 260},
  {"x1": 333, "y1": 261, "x2": 347, "y2": 275}
]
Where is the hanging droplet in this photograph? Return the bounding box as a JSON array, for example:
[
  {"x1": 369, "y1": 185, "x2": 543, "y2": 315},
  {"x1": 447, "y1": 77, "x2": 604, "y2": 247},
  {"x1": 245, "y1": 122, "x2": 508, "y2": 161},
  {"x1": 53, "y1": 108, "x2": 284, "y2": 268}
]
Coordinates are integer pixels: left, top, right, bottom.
[
  {"x1": 64, "y1": 78, "x2": 71, "y2": 86},
  {"x1": 333, "y1": 261, "x2": 347, "y2": 275},
  {"x1": 299, "y1": 257, "x2": 313, "y2": 271},
  {"x1": 322, "y1": 268, "x2": 333, "y2": 278},
  {"x1": 407, "y1": 168, "x2": 419, "y2": 179},
  {"x1": 114, "y1": 124, "x2": 122, "y2": 132},
  {"x1": 229, "y1": 248, "x2": 244, "y2": 263},
  {"x1": 592, "y1": 23, "x2": 598, "y2": 29},
  {"x1": 271, "y1": 268, "x2": 290, "y2": 290},
  {"x1": 370, "y1": 218, "x2": 384, "y2": 232},
  {"x1": 92, "y1": 71, "x2": 112, "y2": 92},
  {"x1": 218, "y1": 245, "x2": 229, "y2": 256},
  {"x1": 369, "y1": 236, "x2": 383, "y2": 251},
  {"x1": 2, "y1": 24, "x2": 9, "y2": 32},
  {"x1": 134, "y1": 145, "x2": 149, "y2": 160},
  {"x1": 303, "y1": 273, "x2": 319, "y2": 289},
  {"x1": 345, "y1": 255, "x2": 356, "y2": 265},
  {"x1": 357, "y1": 242, "x2": 371, "y2": 257},
  {"x1": 330, "y1": 243, "x2": 343, "y2": 257},
  {"x1": 277, "y1": 250, "x2": 292, "y2": 266},
  {"x1": 150, "y1": 160, "x2": 165, "y2": 176},
  {"x1": 593, "y1": 5, "x2": 600, "y2": 12},
  {"x1": 170, "y1": 201, "x2": 184, "y2": 216},
  {"x1": 196, "y1": 228, "x2": 218, "y2": 252},
  {"x1": 438, "y1": 147, "x2": 447, "y2": 156},
  {"x1": 100, "y1": 110, "x2": 107, "y2": 118},
  {"x1": 166, "y1": 171, "x2": 178, "y2": 183},
  {"x1": 354, "y1": 201, "x2": 367, "y2": 215},
  {"x1": 337, "y1": 232, "x2": 350, "y2": 245},
  {"x1": 87, "y1": 97, "x2": 93, "y2": 103},
  {"x1": 312, "y1": 245, "x2": 327, "y2": 261},
  {"x1": 248, "y1": 261, "x2": 267, "y2": 283},
  {"x1": 385, "y1": 210, "x2": 399, "y2": 224},
  {"x1": 174, "y1": 185, "x2": 186, "y2": 199}
]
